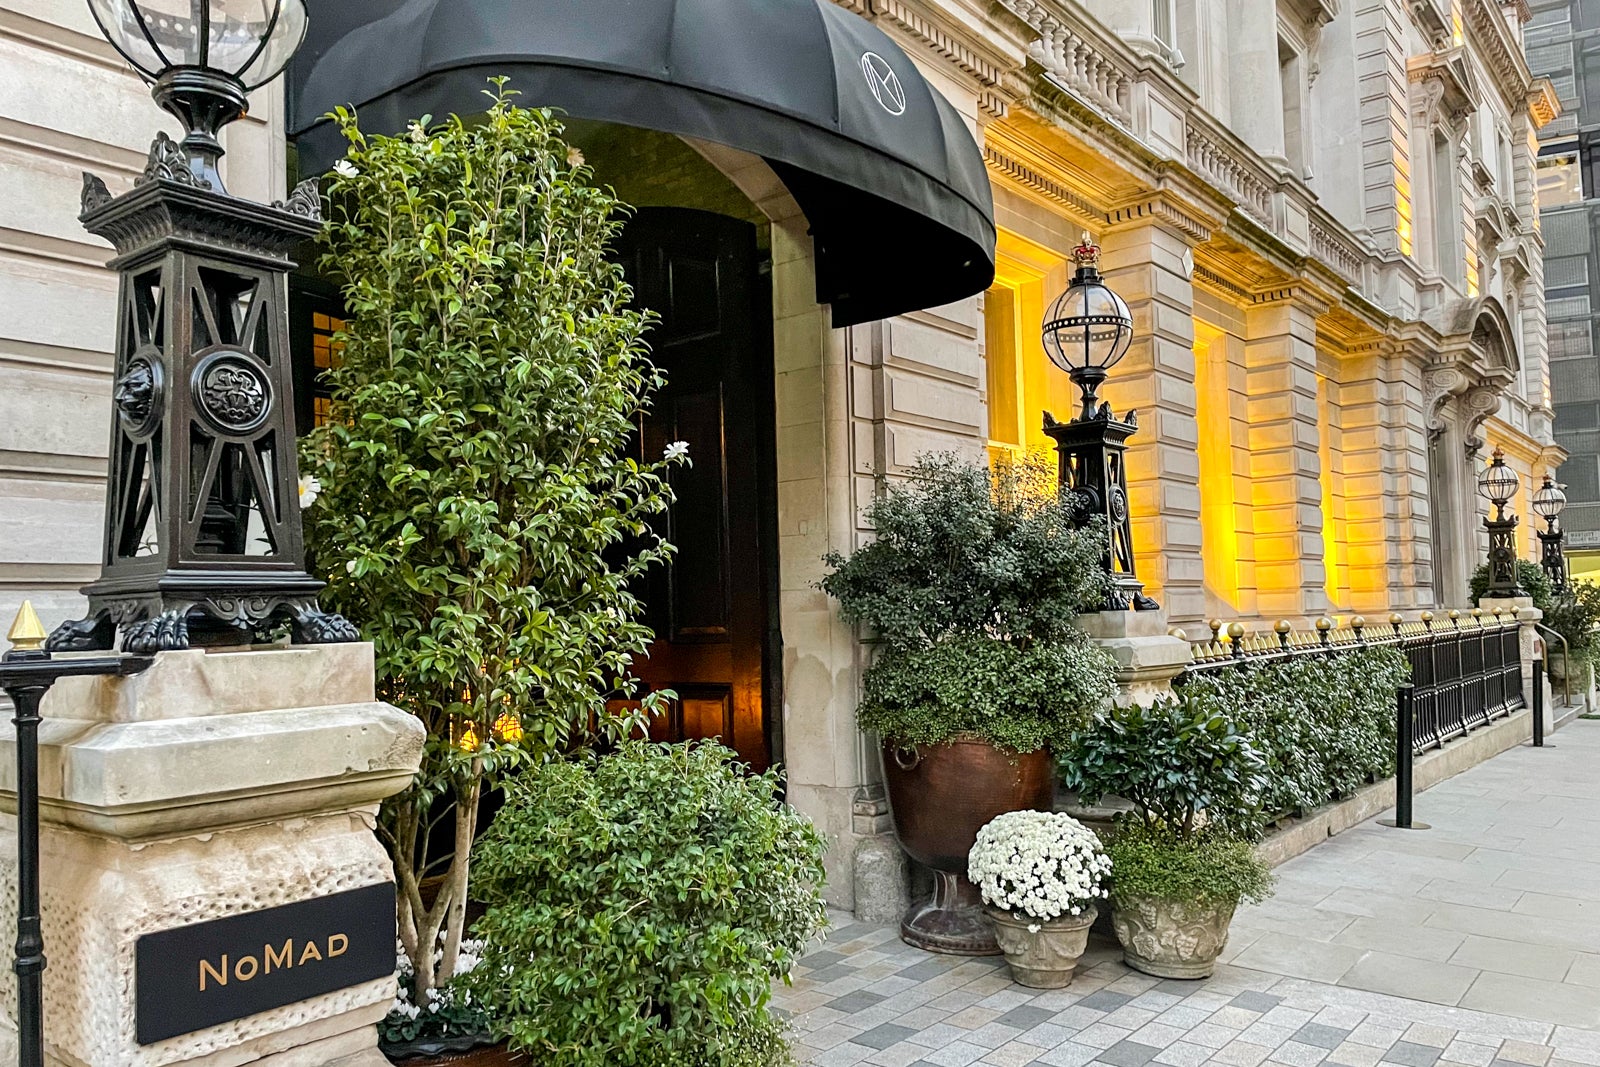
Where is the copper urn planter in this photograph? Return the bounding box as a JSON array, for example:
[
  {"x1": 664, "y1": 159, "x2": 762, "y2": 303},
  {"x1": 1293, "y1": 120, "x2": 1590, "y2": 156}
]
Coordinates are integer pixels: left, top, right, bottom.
[{"x1": 880, "y1": 737, "x2": 1055, "y2": 954}]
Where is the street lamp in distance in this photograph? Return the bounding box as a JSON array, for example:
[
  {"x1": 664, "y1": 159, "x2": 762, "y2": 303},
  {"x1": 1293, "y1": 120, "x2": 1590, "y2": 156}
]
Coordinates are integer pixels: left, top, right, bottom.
[
  {"x1": 1477, "y1": 447, "x2": 1525, "y2": 599},
  {"x1": 1532, "y1": 472, "x2": 1569, "y2": 591}
]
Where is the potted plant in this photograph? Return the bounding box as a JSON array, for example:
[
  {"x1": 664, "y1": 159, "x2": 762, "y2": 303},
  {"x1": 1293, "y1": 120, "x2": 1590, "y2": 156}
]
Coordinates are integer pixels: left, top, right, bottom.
[
  {"x1": 303, "y1": 85, "x2": 682, "y2": 1060},
  {"x1": 968, "y1": 810, "x2": 1111, "y2": 987},
  {"x1": 1061, "y1": 694, "x2": 1273, "y2": 978},
  {"x1": 821, "y1": 454, "x2": 1116, "y2": 953},
  {"x1": 461, "y1": 742, "x2": 828, "y2": 1066}
]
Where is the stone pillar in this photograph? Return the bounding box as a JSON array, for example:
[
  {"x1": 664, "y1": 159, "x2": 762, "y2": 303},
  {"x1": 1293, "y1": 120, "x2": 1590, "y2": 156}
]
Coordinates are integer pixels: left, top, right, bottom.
[
  {"x1": 1244, "y1": 292, "x2": 1330, "y2": 618},
  {"x1": 1098, "y1": 221, "x2": 1205, "y2": 625},
  {"x1": 1226, "y1": 0, "x2": 1288, "y2": 165},
  {"x1": 0, "y1": 644, "x2": 422, "y2": 1067},
  {"x1": 1353, "y1": 0, "x2": 1412, "y2": 255},
  {"x1": 1078, "y1": 610, "x2": 1193, "y2": 707}
]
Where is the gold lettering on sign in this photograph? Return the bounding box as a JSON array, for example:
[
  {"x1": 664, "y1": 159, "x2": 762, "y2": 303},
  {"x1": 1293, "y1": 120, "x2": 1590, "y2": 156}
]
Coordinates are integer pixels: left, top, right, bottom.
[
  {"x1": 196, "y1": 933, "x2": 352, "y2": 991},
  {"x1": 264, "y1": 940, "x2": 293, "y2": 974},
  {"x1": 199, "y1": 956, "x2": 228, "y2": 992}
]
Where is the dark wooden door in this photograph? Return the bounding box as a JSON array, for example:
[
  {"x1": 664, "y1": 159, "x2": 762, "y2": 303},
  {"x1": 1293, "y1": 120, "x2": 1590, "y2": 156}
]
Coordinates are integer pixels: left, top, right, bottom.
[{"x1": 613, "y1": 208, "x2": 777, "y2": 771}]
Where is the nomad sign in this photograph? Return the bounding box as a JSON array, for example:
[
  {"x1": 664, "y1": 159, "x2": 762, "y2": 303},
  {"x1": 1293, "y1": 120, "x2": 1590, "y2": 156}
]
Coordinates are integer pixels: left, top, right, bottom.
[{"x1": 135, "y1": 882, "x2": 395, "y2": 1045}]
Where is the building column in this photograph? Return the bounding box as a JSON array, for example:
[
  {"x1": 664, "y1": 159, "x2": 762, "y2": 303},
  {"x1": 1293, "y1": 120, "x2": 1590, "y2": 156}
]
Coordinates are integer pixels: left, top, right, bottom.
[
  {"x1": 1098, "y1": 220, "x2": 1205, "y2": 624},
  {"x1": 1243, "y1": 292, "x2": 1330, "y2": 618},
  {"x1": 1226, "y1": 0, "x2": 1288, "y2": 166}
]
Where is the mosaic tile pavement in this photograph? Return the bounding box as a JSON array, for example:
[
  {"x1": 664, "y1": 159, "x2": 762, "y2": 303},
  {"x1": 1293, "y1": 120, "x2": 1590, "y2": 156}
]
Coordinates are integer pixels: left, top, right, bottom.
[{"x1": 775, "y1": 919, "x2": 1600, "y2": 1067}]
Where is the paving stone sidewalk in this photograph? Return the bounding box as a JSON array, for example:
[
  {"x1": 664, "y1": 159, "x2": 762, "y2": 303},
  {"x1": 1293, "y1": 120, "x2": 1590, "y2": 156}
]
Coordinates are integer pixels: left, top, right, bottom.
[
  {"x1": 776, "y1": 920, "x2": 1599, "y2": 1067},
  {"x1": 777, "y1": 721, "x2": 1600, "y2": 1066}
]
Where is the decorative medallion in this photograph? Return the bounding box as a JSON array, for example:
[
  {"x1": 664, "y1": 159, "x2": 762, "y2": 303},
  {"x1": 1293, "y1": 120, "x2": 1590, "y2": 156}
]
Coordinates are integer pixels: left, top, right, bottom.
[
  {"x1": 191, "y1": 351, "x2": 272, "y2": 434},
  {"x1": 1109, "y1": 485, "x2": 1129, "y2": 524},
  {"x1": 114, "y1": 348, "x2": 165, "y2": 439}
]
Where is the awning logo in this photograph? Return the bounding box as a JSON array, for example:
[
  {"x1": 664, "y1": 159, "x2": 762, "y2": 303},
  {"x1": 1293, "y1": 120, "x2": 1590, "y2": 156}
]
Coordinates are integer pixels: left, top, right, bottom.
[{"x1": 861, "y1": 52, "x2": 907, "y2": 116}]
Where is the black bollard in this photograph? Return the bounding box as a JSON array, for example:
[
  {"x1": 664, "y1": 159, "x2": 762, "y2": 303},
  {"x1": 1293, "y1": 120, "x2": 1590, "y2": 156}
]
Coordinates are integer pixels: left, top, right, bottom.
[
  {"x1": 1533, "y1": 658, "x2": 1546, "y2": 748},
  {"x1": 1381, "y1": 683, "x2": 1428, "y2": 830}
]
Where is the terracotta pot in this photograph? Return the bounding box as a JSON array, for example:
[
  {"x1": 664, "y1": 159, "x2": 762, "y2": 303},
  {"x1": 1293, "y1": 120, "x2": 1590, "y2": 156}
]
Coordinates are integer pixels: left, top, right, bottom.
[
  {"x1": 1111, "y1": 895, "x2": 1237, "y2": 979},
  {"x1": 880, "y1": 738, "x2": 1054, "y2": 955},
  {"x1": 987, "y1": 906, "x2": 1097, "y2": 988},
  {"x1": 385, "y1": 1040, "x2": 530, "y2": 1066}
]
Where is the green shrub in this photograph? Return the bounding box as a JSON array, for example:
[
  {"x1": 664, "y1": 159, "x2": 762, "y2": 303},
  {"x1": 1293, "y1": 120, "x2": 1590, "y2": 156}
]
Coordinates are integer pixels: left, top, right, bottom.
[
  {"x1": 861, "y1": 632, "x2": 1117, "y2": 754},
  {"x1": 1470, "y1": 559, "x2": 1553, "y2": 608},
  {"x1": 1542, "y1": 579, "x2": 1600, "y2": 667},
  {"x1": 464, "y1": 742, "x2": 827, "y2": 1066},
  {"x1": 1060, "y1": 691, "x2": 1268, "y2": 839},
  {"x1": 1180, "y1": 647, "x2": 1409, "y2": 829},
  {"x1": 1105, "y1": 823, "x2": 1273, "y2": 909},
  {"x1": 821, "y1": 453, "x2": 1116, "y2": 751}
]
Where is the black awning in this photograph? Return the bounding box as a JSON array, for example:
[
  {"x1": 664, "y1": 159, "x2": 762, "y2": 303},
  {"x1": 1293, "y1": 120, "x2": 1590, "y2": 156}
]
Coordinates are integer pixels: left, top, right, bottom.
[{"x1": 288, "y1": 0, "x2": 996, "y2": 327}]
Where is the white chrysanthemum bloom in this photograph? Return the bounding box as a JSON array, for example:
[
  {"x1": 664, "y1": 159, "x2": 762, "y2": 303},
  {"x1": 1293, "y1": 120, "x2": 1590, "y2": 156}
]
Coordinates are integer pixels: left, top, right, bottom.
[
  {"x1": 332, "y1": 159, "x2": 359, "y2": 178},
  {"x1": 967, "y1": 810, "x2": 1111, "y2": 924},
  {"x1": 298, "y1": 474, "x2": 321, "y2": 509},
  {"x1": 664, "y1": 440, "x2": 690, "y2": 462}
]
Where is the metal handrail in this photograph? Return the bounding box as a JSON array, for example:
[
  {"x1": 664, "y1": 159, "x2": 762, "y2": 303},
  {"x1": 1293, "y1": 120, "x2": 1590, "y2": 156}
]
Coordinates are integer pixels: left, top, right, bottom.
[{"x1": 1534, "y1": 622, "x2": 1573, "y2": 710}]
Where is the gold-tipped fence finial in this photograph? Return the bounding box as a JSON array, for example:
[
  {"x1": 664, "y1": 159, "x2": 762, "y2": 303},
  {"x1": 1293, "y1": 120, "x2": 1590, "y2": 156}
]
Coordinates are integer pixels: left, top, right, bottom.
[{"x1": 6, "y1": 601, "x2": 47, "y2": 653}]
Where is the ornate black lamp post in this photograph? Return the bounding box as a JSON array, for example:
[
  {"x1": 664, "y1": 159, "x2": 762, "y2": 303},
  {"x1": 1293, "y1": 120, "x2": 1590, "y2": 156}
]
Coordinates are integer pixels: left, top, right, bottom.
[
  {"x1": 1532, "y1": 473, "x2": 1569, "y2": 591},
  {"x1": 1041, "y1": 234, "x2": 1158, "y2": 611},
  {"x1": 1478, "y1": 447, "x2": 1525, "y2": 599},
  {"x1": 49, "y1": 0, "x2": 354, "y2": 654}
]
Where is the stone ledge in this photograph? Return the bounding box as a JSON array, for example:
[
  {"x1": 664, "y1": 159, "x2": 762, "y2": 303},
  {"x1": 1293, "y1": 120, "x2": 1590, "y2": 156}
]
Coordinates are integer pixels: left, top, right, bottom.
[
  {"x1": 0, "y1": 702, "x2": 422, "y2": 840},
  {"x1": 42, "y1": 644, "x2": 378, "y2": 724},
  {"x1": 1256, "y1": 706, "x2": 1534, "y2": 868}
]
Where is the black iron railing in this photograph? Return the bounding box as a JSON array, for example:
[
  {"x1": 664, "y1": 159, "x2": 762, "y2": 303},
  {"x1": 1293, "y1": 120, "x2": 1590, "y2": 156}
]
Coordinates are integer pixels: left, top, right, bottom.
[{"x1": 1178, "y1": 609, "x2": 1525, "y2": 755}]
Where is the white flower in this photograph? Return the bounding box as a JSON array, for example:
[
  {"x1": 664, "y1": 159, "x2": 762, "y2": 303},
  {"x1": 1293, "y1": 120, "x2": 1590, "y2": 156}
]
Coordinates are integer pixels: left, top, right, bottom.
[
  {"x1": 298, "y1": 474, "x2": 321, "y2": 509},
  {"x1": 967, "y1": 810, "x2": 1111, "y2": 924},
  {"x1": 664, "y1": 440, "x2": 690, "y2": 462},
  {"x1": 408, "y1": 121, "x2": 428, "y2": 144},
  {"x1": 333, "y1": 159, "x2": 359, "y2": 178},
  {"x1": 567, "y1": 146, "x2": 585, "y2": 168},
  {"x1": 345, "y1": 558, "x2": 358, "y2": 574}
]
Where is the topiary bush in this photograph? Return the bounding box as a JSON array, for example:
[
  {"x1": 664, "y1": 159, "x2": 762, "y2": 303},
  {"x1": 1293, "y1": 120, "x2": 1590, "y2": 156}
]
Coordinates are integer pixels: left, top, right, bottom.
[
  {"x1": 302, "y1": 82, "x2": 683, "y2": 1010},
  {"x1": 1179, "y1": 647, "x2": 1409, "y2": 830},
  {"x1": 821, "y1": 453, "x2": 1116, "y2": 751},
  {"x1": 463, "y1": 742, "x2": 827, "y2": 1066},
  {"x1": 1541, "y1": 578, "x2": 1600, "y2": 668}
]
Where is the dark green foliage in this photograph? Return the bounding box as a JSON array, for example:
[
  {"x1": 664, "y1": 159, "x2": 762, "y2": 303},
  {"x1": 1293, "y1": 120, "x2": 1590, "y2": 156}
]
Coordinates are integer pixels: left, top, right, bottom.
[
  {"x1": 1060, "y1": 691, "x2": 1269, "y2": 840},
  {"x1": 1541, "y1": 579, "x2": 1600, "y2": 667},
  {"x1": 1470, "y1": 559, "x2": 1554, "y2": 609},
  {"x1": 860, "y1": 632, "x2": 1119, "y2": 754},
  {"x1": 464, "y1": 743, "x2": 828, "y2": 1066},
  {"x1": 821, "y1": 454, "x2": 1116, "y2": 751},
  {"x1": 1105, "y1": 823, "x2": 1273, "y2": 909},
  {"x1": 1180, "y1": 647, "x2": 1409, "y2": 832}
]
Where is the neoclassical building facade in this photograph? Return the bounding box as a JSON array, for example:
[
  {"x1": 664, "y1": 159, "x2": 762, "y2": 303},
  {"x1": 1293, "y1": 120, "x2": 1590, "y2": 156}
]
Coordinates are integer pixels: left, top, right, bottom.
[{"x1": 0, "y1": 0, "x2": 1562, "y2": 910}]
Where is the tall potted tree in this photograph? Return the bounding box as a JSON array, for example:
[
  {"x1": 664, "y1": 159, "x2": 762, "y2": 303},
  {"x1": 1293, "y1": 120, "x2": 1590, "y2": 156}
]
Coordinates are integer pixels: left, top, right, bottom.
[
  {"x1": 302, "y1": 83, "x2": 682, "y2": 1060},
  {"x1": 821, "y1": 454, "x2": 1116, "y2": 953}
]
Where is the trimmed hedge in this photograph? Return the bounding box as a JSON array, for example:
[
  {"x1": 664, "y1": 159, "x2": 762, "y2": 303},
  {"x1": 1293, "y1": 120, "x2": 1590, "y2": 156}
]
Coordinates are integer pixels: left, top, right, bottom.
[{"x1": 1180, "y1": 646, "x2": 1410, "y2": 834}]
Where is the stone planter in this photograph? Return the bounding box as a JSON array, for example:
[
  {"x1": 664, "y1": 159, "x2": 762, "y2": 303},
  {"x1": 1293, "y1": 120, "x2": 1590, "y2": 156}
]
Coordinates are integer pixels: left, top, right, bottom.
[
  {"x1": 986, "y1": 906, "x2": 1097, "y2": 988},
  {"x1": 1111, "y1": 896, "x2": 1237, "y2": 979}
]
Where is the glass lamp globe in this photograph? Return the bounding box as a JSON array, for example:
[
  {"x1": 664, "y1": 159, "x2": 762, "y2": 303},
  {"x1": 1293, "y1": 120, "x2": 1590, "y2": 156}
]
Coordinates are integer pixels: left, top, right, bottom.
[
  {"x1": 1532, "y1": 473, "x2": 1567, "y2": 524},
  {"x1": 86, "y1": 0, "x2": 308, "y2": 188},
  {"x1": 1476, "y1": 447, "x2": 1520, "y2": 516},
  {"x1": 1042, "y1": 235, "x2": 1133, "y2": 418}
]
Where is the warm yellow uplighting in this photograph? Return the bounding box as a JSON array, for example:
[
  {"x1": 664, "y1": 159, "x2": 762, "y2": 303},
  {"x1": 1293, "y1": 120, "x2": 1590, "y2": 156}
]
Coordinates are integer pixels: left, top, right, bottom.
[
  {"x1": 1195, "y1": 324, "x2": 1240, "y2": 611},
  {"x1": 493, "y1": 711, "x2": 524, "y2": 742},
  {"x1": 456, "y1": 724, "x2": 480, "y2": 752}
]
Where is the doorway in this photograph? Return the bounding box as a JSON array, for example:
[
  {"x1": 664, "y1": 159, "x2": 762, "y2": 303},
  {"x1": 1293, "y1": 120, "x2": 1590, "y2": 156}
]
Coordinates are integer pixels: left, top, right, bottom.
[{"x1": 612, "y1": 208, "x2": 780, "y2": 771}]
